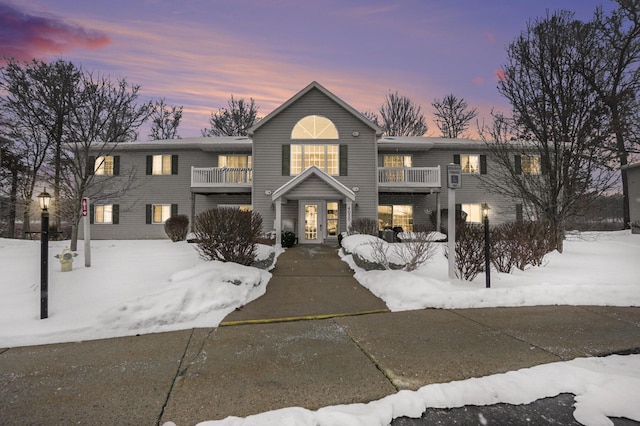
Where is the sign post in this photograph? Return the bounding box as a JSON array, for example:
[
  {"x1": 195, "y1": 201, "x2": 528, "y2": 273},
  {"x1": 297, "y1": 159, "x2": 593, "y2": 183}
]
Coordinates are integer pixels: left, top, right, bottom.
[
  {"x1": 446, "y1": 164, "x2": 461, "y2": 279},
  {"x1": 82, "y1": 197, "x2": 91, "y2": 267}
]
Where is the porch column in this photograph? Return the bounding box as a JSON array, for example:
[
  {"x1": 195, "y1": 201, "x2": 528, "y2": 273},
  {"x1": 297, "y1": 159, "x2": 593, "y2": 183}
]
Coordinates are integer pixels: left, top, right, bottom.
[
  {"x1": 190, "y1": 193, "x2": 196, "y2": 233},
  {"x1": 345, "y1": 198, "x2": 353, "y2": 233},
  {"x1": 436, "y1": 192, "x2": 441, "y2": 232},
  {"x1": 275, "y1": 197, "x2": 282, "y2": 247}
]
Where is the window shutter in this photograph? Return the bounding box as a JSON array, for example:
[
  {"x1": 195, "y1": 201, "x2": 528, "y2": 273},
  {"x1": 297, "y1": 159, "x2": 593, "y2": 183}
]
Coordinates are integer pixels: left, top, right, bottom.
[
  {"x1": 146, "y1": 156, "x2": 152, "y2": 175},
  {"x1": 171, "y1": 204, "x2": 178, "y2": 217},
  {"x1": 515, "y1": 204, "x2": 523, "y2": 223},
  {"x1": 113, "y1": 156, "x2": 120, "y2": 176},
  {"x1": 515, "y1": 155, "x2": 522, "y2": 175},
  {"x1": 146, "y1": 204, "x2": 152, "y2": 224},
  {"x1": 87, "y1": 156, "x2": 95, "y2": 177},
  {"x1": 90, "y1": 205, "x2": 95, "y2": 224},
  {"x1": 453, "y1": 154, "x2": 460, "y2": 165},
  {"x1": 480, "y1": 155, "x2": 487, "y2": 175},
  {"x1": 282, "y1": 145, "x2": 290, "y2": 176},
  {"x1": 339, "y1": 145, "x2": 348, "y2": 176},
  {"x1": 112, "y1": 204, "x2": 120, "y2": 224},
  {"x1": 171, "y1": 155, "x2": 179, "y2": 175}
]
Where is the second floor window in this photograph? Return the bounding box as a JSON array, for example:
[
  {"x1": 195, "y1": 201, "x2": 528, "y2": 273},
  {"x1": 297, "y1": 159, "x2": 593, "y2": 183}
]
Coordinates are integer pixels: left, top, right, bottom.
[
  {"x1": 290, "y1": 144, "x2": 339, "y2": 175},
  {"x1": 383, "y1": 155, "x2": 412, "y2": 168},
  {"x1": 94, "y1": 156, "x2": 115, "y2": 175},
  {"x1": 146, "y1": 155, "x2": 178, "y2": 175},
  {"x1": 522, "y1": 155, "x2": 541, "y2": 175},
  {"x1": 218, "y1": 155, "x2": 252, "y2": 169},
  {"x1": 461, "y1": 155, "x2": 479, "y2": 174}
]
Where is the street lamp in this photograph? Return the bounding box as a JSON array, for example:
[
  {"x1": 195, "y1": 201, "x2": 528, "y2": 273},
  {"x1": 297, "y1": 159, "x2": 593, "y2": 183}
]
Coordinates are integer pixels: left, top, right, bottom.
[
  {"x1": 482, "y1": 203, "x2": 490, "y2": 289},
  {"x1": 38, "y1": 189, "x2": 51, "y2": 319}
]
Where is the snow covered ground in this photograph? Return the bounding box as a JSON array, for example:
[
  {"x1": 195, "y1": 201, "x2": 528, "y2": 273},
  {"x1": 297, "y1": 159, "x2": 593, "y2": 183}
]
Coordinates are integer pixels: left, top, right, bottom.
[{"x1": 1, "y1": 230, "x2": 639, "y2": 425}]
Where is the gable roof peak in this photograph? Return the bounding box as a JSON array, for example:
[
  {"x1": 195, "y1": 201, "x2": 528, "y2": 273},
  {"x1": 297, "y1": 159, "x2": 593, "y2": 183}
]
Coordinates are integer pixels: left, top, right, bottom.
[{"x1": 248, "y1": 81, "x2": 382, "y2": 137}]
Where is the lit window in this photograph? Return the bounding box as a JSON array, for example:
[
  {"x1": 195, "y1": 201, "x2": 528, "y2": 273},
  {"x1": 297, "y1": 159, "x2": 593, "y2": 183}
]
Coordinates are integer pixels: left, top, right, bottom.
[
  {"x1": 522, "y1": 155, "x2": 540, "y2": 174},
  {"x1": 383, "y1": 155, "x2": 412, "y2": 168},
  {"x1": 95, "y1": 205, "x2": 113, "y2": 224},
  {"x1": 290, "y1": 144, "x2": 339, "y2": 175},
  {"x1": 291, "y1": 115, "x2": 339, "y2": 139},
  {"x1": 462, "y1": 204, "x2": 482, "y2": 223},
  {"x1": 383, "y1": 155, "x2": 412, "y2": 182},
  {"x1": 153, "y1": 204, "x2": 172, "y2": 224},
  {"x1": 461, "y1": 155, "x2": 479, "y2": 174},
  {"x1": 218, "y1": 155, "x2": 252, "y2": 183},
  {"x1": 378, "y1": 205, "x2": 413, "y2": 231},
  {"x1": 95, "y1": 156, "x2": 114, "y2": 175},
  {"x1": 152, "y1": 155, "x2": 172, "y2": 175}
]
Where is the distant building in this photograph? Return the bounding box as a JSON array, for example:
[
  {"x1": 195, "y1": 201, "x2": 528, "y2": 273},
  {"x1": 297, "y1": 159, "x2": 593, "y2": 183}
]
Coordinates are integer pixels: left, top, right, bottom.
[{"x1": 623, "y1": 162, "x2": 640, "y2": 233}]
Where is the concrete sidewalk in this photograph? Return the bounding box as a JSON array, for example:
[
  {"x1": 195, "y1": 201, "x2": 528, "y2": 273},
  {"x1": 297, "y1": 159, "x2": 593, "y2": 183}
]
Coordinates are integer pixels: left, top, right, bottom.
[{"x1": 2, "y1": 246, "x2": 640, "y2": 425}]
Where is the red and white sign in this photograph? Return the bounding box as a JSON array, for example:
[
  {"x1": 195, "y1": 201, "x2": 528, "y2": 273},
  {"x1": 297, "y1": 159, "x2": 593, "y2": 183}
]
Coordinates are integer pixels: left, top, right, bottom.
[{"x1": 81, "y1": 198, "x2": 88, "y2": 217}]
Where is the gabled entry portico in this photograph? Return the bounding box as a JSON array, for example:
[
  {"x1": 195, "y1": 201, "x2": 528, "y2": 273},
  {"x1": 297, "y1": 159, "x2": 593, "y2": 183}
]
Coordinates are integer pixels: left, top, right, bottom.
[{"x1": 271, "y1": 166, "x2": 356, "y2": 246}]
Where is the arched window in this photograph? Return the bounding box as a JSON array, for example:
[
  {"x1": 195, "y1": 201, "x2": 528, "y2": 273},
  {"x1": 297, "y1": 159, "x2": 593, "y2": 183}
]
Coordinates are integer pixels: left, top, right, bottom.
[{"x1": 291, "y1": 115, "x2": 339, "y2": 139}]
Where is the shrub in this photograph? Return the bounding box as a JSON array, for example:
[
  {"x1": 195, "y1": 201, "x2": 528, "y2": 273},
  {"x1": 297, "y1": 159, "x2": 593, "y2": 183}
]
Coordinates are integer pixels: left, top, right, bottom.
[
  {"x1": 448, "y1": 223, "x2": 486, "y2": 281},
  {"x1": 281, "y1": 231, "x2": 296, "y2": 248},
  {"x1": 193, "y1": 207, "x2": 263, "y2": 265},
  {"x1": 488, "y1": 221, "x2": 555, "y2": 273},
  {"x1": 164, "y1": 214, "x2": 189, "y2": 242},
  {"x1": 348, "y1": 218, "x2": 378, "y2": 236}
]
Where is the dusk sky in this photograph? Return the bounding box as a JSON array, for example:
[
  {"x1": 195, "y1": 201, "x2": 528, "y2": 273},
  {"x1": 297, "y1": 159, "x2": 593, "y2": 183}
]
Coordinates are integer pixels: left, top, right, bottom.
[{"x1": 1, "y1": 0, "x2": 613, "y2": 139}]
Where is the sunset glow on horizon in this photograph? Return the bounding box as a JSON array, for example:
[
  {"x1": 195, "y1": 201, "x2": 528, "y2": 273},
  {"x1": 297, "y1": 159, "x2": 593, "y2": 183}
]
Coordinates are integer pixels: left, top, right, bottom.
[{"x1": 1, "y1": 0, "x2": 611, "y2": 139}]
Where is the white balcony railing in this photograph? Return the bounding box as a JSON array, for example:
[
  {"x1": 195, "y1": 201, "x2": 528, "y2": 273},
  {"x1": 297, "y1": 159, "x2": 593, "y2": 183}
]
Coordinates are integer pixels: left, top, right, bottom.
[
  {"x1": 378, "y1": 166, "x2": 441, "y2": 188},
  {"x1": 191, "y1": 167, "x2": 253, "y2": 187}
]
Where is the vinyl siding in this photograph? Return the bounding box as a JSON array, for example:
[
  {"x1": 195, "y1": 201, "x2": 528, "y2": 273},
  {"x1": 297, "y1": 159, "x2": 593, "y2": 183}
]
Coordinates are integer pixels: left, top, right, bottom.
[{"x1": 252, "y1": 87, "x2": 378, "y2": 234}]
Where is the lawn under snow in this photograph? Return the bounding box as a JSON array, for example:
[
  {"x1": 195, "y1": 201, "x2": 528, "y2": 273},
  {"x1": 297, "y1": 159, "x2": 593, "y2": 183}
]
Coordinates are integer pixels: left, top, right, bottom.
[{"x1": 1, "y1": 231, "x2": 639, "y2": 426}]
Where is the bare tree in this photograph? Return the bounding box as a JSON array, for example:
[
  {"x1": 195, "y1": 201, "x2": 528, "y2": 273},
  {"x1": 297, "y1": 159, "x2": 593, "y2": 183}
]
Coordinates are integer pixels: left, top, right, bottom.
[
  {"x1": 0, "y1": 59, "x2": 81, "y2": 232},
  {"x1": 379, "y1": 91, "x2": 428, "y2": 136},
  {"x1": 201, "y1": 95, "x2": 259, "y2": 137},
  {"x1": 490, "y1": 10, "x2": 617, "y2": 252},
  {"x1": 575, "y1": 0, "x2": 640, "y2": 228},
  {"x1": 149, "y1": 98, "x2": 182, "y2": 140},
  {"x1": 432, "y1": 94, "x2": 478, "y2": 138},
  {"x1": 63, "y1": 72, "x2": 152, "y2": 250}
]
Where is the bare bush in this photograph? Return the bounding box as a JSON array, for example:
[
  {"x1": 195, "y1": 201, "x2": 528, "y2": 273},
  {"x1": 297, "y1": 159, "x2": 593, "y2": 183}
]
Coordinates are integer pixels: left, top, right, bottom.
[
  {"x1": 393, "y1": 232, "x2": 438, "y2": 272},
  {"x1": 449, "y1": 223, "x2": 486, "y2": 280},
  {"x1": 193, "y1": 207, "x2": 262, "y2": 265},
  {"x1": 348, "y1": 218, "x2": 378, "y2": 236},
  {"x1": 164, "y1": 214, "x2": 189, "y2": 242}
]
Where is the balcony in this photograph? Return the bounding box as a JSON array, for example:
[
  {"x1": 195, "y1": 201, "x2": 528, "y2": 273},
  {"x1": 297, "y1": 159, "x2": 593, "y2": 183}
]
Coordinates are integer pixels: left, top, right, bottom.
[
  {"x1": 378, "y1": 166, "x2": 441, "y2": 190},
  {"x1": 191, "y1": 167, "x2": 252, "y2": 189}
]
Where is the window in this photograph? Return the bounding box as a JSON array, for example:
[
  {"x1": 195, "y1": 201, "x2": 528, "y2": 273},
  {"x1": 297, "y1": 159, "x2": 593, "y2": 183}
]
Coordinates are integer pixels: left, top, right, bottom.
[
  {"x1": 383, "y1": 155, "x2": 412, "y2": 182},
  {"x1": 327, "y1": 202, "x2": 339, "y2": 237},
  {"x1": 461, "y1": 204, "x2": 482, "y2": 223},
  {"x1": 378, "y1": 205, "x2": 413, "y2": 231},
  {"x1": 291, "y1": 115, "x2": 339, "y2": 139},
  {"x1": 461, "y1": 155, "x2": 480, "y2": 174},
  {"x1": 290, "y1": 144, "x2": 339, "y2": 175},
  {"x1": 146, "y1": 204, "x2": 177, "y2": 224},
  {"x1": 383, "y1": 155, "x2": 412, "y2": 168},
  {"x1": 218, "y1": 155, "x2": 252, "y2": 183},
  {"x1": 522, "y1": 155, "x2": 540, "y2": 175},
  {"x1": 92, "y1": 204, "x2": 119, "y2": 225},
  {"x1": 95, "y1": 205, "x2": 112, "y2": 224},
  {"x1": 146, "y1": 155, "x2": 177, "y2": 175},
  {"x1": 94, "y1": 156, "x2": 115, "y2": 175},
  {"x1": 454, "y1": 154, "x2": 486, "y2": 175}
]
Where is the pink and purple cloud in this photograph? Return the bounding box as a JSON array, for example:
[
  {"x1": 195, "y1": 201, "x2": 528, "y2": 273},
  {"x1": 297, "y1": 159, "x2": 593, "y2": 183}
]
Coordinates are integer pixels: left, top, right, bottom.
[{"x1": 0, "y1": 2, "x2": 109, "y2": 63}]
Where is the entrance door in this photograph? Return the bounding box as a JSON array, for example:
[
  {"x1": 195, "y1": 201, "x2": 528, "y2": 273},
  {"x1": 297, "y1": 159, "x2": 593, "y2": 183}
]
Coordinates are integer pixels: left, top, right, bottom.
[{"x1": 299, "y1": 201, "x2": 324, "y2": 244}]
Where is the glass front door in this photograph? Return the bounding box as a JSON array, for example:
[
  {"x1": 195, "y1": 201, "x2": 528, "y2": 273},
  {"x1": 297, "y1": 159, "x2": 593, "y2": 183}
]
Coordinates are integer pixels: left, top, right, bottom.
[{"x1": 299, "y1": 201, "x2": 323, "y2": 244}]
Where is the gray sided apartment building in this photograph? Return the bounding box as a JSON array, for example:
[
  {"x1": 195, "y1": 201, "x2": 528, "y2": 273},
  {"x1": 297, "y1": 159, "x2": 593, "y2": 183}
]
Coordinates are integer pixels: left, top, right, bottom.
[{"x1": 80, "y1": 81, "x2": 532, "y2": 245}]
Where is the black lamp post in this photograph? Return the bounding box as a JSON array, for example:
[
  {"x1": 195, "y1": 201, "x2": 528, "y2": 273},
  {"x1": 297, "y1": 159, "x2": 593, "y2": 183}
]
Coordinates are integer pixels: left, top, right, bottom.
[
  {"x1": 482, "y1": 203, "x2": 490, "y2": 289},
  {"x1": 38, "y1": 189, "x2": 51, "y2": 319}
]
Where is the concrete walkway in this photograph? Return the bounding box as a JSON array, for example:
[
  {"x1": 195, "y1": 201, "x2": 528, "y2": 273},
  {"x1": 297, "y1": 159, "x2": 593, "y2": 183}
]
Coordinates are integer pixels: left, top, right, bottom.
[{"x1": 1, "y1": 245, "x2": 640, "y2": 425}]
